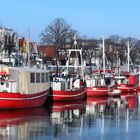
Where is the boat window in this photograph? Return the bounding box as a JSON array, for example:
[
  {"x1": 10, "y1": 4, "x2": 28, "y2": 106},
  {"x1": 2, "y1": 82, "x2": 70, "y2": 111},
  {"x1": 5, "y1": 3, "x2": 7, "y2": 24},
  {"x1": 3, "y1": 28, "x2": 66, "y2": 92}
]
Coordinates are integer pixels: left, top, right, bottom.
[
  {"x1": 6, "y1": 82, "x2": 9, "y2": 88},
  {"x1": 30, "y1": 73, "x2": 35, "y2": 83},
  {"x1": 36, "y1": 73, "x2": 40, "y2": 83},
  {"x1": 46, "y1": 73, "x2": 48, "y2": 82},
  {"x1": 41, "y1": 73, "x2": 45, "y2": 83}
]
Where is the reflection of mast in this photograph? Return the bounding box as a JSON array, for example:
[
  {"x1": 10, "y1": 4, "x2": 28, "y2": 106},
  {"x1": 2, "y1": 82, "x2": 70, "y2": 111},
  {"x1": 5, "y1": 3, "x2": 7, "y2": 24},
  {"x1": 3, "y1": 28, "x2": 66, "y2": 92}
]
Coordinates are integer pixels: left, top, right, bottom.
[
  {"x1": 79, "y1": 114, "x2": 84, "y2": 136},
  {"x1": 100, "y1": 106, "x2": 105, "y2": 135},
  {"x1": 126, "y1": 108, "x2": 129, "y2": 133}
]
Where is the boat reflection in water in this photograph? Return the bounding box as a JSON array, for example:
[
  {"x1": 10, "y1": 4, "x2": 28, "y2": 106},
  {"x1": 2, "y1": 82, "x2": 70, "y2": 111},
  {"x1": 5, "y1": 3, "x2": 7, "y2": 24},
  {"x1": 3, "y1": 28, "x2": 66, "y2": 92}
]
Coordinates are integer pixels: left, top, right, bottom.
[
  {"x1": 84, "y1": 93, "x2": 139, "y2": 139},
  {"x1": 0, "y1": 107, "x2": 49, "y2": 140},
  {"x1": 0, "y1": 93, "x2": 140, "y2": 140},
  {"x1": 48, "y1": 100, "x2": 86, "y2": 138},
  {"x1": 120, "y1": 92, "x2": 138, "y2": 109}
]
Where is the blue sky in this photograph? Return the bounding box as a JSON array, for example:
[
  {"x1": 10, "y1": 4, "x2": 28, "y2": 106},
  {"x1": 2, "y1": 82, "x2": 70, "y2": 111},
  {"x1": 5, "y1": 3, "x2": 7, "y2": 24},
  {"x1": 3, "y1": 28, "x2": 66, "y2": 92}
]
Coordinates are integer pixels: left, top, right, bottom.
[{"x1": 0, "y1": 0, "x2": 140, "y2": 42}]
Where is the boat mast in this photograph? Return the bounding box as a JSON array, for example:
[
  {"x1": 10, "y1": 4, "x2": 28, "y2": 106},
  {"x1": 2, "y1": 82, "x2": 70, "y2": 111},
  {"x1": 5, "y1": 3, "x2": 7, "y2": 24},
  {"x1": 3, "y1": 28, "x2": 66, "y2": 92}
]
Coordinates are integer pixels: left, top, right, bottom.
[
  {"x1": 118, "y1": 57, "x2": 121, "y2": 76},
  {"x1": 127, "y1": 41, "x2": 130, "y2": 73},
  {"x1": 66, "y1": 35, "x2": 84, "y2": 75},
  {"x1": 27, "y1": 29, "x2": 30, "y2": 67},
  {"x1": 103, "y1": 37, "x2": 105, "y2": 73}
]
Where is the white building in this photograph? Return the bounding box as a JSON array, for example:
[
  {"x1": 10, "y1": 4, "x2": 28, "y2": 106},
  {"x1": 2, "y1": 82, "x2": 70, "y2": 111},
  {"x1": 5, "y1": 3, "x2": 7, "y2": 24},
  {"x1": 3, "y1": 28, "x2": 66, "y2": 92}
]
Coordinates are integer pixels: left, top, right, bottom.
[{"x1": 0, "y1": 27, "x2": 18, "y2": 65}]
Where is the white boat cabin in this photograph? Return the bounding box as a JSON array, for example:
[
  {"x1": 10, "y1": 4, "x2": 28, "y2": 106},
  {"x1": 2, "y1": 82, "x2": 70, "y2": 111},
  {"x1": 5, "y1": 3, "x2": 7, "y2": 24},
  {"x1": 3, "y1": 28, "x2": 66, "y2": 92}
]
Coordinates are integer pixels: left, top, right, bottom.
[
  {"x1": 86, "y1": 74, "x2": 115, "y2": 88},
  {"x1": 51, "y1": 74, "x2": 83, "y2": 91},
  {"x1": 0, "y1": 65, "x2": 50, "y2": 94},
  {"x1": 114, "y1": 73, "x2": 139, "y2": 86}
]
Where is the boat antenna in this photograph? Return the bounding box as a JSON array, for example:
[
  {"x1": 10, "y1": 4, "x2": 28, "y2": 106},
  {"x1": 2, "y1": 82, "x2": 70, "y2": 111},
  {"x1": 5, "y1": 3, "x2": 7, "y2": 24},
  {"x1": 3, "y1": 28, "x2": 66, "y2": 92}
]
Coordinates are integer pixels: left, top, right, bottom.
[
  {"x1": 26, "y1": 29, "x2": 30, "y2": 67},
  {"x1": 73, "y1": 35, "x2": 77, "y2": 49}
]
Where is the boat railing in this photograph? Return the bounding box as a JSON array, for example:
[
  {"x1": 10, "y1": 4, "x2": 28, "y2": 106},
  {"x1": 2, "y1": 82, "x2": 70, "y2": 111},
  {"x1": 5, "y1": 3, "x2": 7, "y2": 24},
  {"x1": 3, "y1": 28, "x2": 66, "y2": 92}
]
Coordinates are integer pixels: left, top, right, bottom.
[{"x1": 0, "y1": 79, "x2": 16, "y2": 82}]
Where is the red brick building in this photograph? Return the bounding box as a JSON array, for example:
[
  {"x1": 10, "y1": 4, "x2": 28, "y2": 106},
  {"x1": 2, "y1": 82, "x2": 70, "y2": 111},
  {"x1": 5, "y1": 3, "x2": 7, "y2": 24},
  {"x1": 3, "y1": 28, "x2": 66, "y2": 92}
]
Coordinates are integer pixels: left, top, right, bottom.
[{"x1": 37, "y1": 45, "x2": 56, "y2": 64}]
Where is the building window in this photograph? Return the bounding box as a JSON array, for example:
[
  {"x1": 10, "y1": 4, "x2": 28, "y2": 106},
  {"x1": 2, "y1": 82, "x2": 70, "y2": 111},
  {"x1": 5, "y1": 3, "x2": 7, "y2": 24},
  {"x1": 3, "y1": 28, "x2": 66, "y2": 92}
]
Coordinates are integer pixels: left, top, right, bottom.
[
  {"x1": 36, "y1": 73, "x2": 40, "y2": 83},
  {"x1": 41, "y1": 73, "x2": 45, "y2": 83},
  {"x1": 30, "y1": 73, "x2": 35, "y2": 83}
]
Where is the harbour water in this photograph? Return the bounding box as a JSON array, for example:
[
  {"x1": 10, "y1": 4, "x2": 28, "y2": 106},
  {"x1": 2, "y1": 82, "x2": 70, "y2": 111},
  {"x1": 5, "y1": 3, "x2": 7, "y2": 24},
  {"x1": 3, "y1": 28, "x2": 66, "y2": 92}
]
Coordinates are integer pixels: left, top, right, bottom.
[{"x1": 0, "y1": 93, "x2": 140, "y2": 140}]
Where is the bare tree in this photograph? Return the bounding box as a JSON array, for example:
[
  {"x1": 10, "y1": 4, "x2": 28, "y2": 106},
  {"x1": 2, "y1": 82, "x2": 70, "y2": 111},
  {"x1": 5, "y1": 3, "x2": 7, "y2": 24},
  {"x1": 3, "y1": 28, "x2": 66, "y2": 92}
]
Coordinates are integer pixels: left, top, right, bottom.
[
  {"x1": 106, "y1": 35, "x2": 127, "y2": 66},
  {"x1": 40, "y1": 18, "x2": 76, "y2": 48},
  {"x1": 108, "y1": 34, "x2": 123, "y2": 43}
]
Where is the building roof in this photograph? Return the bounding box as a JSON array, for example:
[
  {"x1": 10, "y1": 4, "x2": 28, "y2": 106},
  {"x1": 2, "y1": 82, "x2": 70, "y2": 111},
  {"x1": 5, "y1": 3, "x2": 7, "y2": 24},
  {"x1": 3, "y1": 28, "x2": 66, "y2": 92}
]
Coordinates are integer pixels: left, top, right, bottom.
[{"x1": 38, "y1": 45, "x2": 55, "y2": 58}]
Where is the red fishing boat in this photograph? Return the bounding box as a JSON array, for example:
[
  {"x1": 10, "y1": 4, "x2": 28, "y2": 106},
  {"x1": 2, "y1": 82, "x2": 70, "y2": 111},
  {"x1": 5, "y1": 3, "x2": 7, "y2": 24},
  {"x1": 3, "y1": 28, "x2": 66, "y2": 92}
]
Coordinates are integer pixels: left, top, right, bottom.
[
  {"x1": 137, "y1": 83, "x2": 140, "y2": 91},
  {"x1": 86, "y1": 74, "x2": 115, "y2": 97},
  {"x1": 0, "y1": 65, "x2": 50, "y2": 109},
  {"x1": 50, "y1": 75, "x2": 86, "y2": 101},
  {"x1": 49, "y1": 36, "x2": 86, "y2": 101},
  {"x1": 137, "y1": 73, "x2": 140, "y2": 90},
  {"x1": 85, "y1": 37, "x2": 116, "y2": 97},
  {"x1": 114, "y1": 42, "x2": 139, "y2": 93},
  {"x1": 115, "y1": 73, "x2": 139, "y2": 93}
]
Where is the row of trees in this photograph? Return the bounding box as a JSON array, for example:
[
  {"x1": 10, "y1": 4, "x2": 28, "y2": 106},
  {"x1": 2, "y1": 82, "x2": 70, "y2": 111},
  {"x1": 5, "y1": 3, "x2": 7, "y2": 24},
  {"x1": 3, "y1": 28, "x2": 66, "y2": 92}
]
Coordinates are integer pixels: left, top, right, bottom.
[{"x1": 39, "y1": 18, "x2": 140, "y2": 67}]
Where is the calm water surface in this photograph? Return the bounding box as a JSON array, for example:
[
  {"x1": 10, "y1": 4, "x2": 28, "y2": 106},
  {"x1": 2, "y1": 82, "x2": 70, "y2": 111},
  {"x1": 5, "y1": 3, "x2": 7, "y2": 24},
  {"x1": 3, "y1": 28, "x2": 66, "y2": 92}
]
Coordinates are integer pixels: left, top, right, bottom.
[{"x1": 0, "y1": 93, "x2": 140, "y2": 140}]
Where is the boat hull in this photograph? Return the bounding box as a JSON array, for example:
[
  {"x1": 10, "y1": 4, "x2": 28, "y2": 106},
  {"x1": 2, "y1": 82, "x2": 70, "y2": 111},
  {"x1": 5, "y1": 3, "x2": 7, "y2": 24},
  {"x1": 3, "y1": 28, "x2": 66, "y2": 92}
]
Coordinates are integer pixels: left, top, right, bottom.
[
  {"x1": 49, "y1": 87, "x2": 86, "y2": 101},
  {"x1": 0, "y1": 89, "x2": 49, "y2": 109},
  {"x1": 117, "y1": 84, "x2": 137, "y2": 92},
  {"x1": 137, "y1": 83, "x2": 140, "y2": 90},
  {"x1": 86, "y1": 87, "x2": 112, "y2": 97}
]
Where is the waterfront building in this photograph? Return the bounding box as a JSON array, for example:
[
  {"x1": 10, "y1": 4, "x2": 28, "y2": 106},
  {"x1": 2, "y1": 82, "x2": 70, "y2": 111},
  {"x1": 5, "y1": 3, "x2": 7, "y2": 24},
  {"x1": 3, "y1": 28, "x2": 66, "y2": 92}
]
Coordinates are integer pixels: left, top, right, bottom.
[{"x1": 0, "y1": 27, "x2": 18, "y2": 66}]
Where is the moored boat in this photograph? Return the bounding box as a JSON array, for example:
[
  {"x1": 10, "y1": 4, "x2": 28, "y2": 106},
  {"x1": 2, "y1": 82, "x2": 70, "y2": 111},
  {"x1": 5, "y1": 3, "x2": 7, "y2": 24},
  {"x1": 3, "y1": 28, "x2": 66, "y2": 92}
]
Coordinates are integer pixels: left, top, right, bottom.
[
  {"x1": 49, "y1": 74, "x2": 86, "y2": 101},
  {"x1": 0, "y1": 65, "x2": 50, "y2": 109},
  {"x1": 115, "y1": 74, "x2": 139, "y2": 93},
  {"x1": 137, "y1": 72, "x2": 140, "y2": 90},
  {"x1": 85, "y1": 37, "x2": 115, "y2": 97},
  {"x1": 49, "y1": 36, "x2": 86, "y2": 101},
  {"x1": 114, "y1": 41, "x2": 139, "y2": 93},
  {"x1": 86, "y1": 74, "x2": 115, "y2": 97}
]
